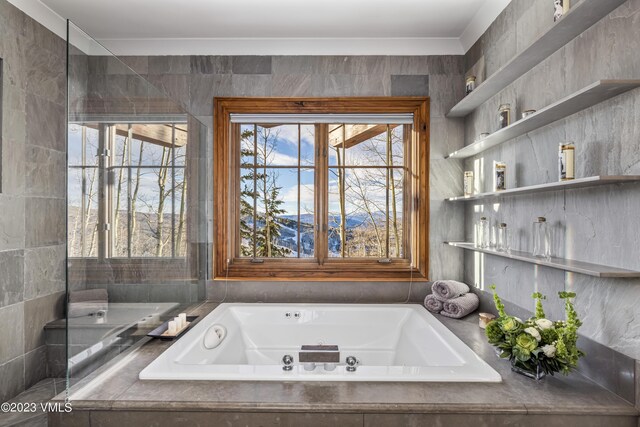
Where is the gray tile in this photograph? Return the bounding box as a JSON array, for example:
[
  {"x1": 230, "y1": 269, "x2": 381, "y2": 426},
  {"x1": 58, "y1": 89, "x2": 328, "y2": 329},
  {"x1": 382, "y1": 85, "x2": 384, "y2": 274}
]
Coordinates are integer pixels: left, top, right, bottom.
[
  {"x1": 24, "y1": 346, "x2": 48, "y2": 389},
  {"x1": 24, "y1": 198, "x2": 65, "y2": 248},
  {"x1": 1, "y1": 139, "x2": 27, "y2": 197},
  {"x1": 390, "y1": 74, "x2": 429, "y2": 97},
  {"x1": 189, "y1": 74, "x2": 232, "y2": 115},
  {"x1": 271, "y1": 74, "x2": 312, "y2": 96},
  {"x1": 23, "y1": 292, "x2": 64, "y2": 353},
  {"x1": 88, "y1": 411, "x2": 363, "y2": 427},
  {"x1": 428, "y1": 74, "x2": 465, "y2": 118},
  {"x1": 190, "y1": 56, "x2": 231, "y2": 74},
  {"x1": 145, "y1": 74, "x2": 190, "y2": 109},
  {"x1": 24, "y1": 93, "x2": 65, "y2": 152},
  {"x1": 148, "y1": 56, "x2": 191, "y2": 74},
  {"x1": 0, "y1": 196, "x2": 25, "y2": 251},
  {"x1": 0, "y1": 356, "x2": 24, "y2": 402},
  {"x1": 0, "y1": 303, "x2": 24, "y2": 363},
  {"x1": 23, "y1": 40, "x2": 65, "y2": 106},
  {"x1": 231, "y1": 74, "x2": 272, "y2": 97},
  {"x1": 0, "y1": 249, "x2": 24, "y2": 307},
  {"x1": 46, "y1": 344, "x2": 66, "y2": 379},
  {"x1": 148, "y1": 284, "x2": 192, "y2": 303},
  {"x1": 48, "y1": 411, "x2": 91, "y2": 427},
  {"x1": 114, "y1": 56, "x2": 149, "y2": 75},
  {"x1": 24, "y1": 245, "x2": 65, "y2": 300},
  {"x1": 231, "y1": 55, "x2": 272, "y2": 74},
  {"x1": 24, "y1": 145, "x2": 66, "y2": 198}
]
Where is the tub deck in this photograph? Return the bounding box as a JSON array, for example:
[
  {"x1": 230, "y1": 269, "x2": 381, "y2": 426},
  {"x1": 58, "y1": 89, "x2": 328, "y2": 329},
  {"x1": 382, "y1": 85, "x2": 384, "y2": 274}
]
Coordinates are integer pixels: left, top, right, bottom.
[{"x1": 50, "y1": 302, "x2": 639, "y2": 427}]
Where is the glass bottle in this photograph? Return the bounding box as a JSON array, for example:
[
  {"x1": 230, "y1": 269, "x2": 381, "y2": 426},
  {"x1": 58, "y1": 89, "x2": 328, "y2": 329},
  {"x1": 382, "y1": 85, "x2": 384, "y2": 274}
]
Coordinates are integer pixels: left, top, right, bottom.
[
  {"x1": 532, "y1": 217, "x2": 550, "y2": 259},
  {"x1": 497, "y1": 223, "x2": 509, "y2": 253},
  {"x1": 465, "y1": 76, "x2": 476, "y2": 95},
  {"x1": 478, "y1": 217, "x2": 490, "y2": 249},
  {"x1": 498, "y1": 104, "x2": 511, "y2": 129}
]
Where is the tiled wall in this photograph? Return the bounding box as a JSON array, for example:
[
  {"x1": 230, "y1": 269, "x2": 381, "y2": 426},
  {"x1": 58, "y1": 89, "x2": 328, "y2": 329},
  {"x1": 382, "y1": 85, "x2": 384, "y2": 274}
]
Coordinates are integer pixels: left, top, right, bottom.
[
  {"x1": 0, "y1": 0, "x2": 66, "y2": 401},
  {"x1": 115, "y1": 54, "x2": 467, "y2": 302},
  {"x1": 463, "y1": 0, "x2": 640, "y2": 360}
]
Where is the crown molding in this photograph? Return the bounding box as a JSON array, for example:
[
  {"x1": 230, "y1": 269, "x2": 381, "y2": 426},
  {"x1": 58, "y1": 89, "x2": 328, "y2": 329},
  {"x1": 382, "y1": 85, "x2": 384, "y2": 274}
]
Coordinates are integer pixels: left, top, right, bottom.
[
  {"x1": 97, "y1": 37, "x2": 465, "y2": 56},
  {"x1": 8, "y1": 0, "x2": 510, "y2": 56}
]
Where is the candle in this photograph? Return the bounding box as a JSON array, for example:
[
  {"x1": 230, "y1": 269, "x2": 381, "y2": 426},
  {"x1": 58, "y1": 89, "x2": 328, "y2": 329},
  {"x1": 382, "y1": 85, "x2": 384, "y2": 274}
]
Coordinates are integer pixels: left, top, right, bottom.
[
  {"x1": 479, "y1": 312, "x2": 496, "y2": 329},
  {"x1": 167, "y1": 320, "x2": 178, "y2": 335},
  {"x1": 179, "y1": 313, "x2": 187, "y2": 326},
  {"x1": 174, "y1": 316, "x2": 183, "y2": 329}
]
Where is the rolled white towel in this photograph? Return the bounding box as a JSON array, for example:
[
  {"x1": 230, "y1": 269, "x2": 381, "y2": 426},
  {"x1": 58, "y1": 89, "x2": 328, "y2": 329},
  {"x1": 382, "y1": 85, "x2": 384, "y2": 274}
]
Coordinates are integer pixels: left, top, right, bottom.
[
  {"x1": 431, "y1": 280, "x2": 470, "y2": 300},
  {"x1": 440, "y1": 293, "x2": 480, "y2": 319},
  {"x1": 424, "y1": 294, "x2": 444, "y2": 313}
]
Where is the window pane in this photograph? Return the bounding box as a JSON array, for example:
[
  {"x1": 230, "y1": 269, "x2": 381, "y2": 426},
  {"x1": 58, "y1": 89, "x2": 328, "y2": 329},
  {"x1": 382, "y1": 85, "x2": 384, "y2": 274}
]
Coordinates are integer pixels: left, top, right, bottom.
[
  {"x1": 389, "y1": 168, "x2": 404, "y2": 259},
  {"x1": 255, "y1": 125, "x2": 299, "y2": 166},
  {"x1": 239, "y1": 167, "x2": 256, "y2": 257},
  {"x1": 240, "y1": 124, "x2": 255, "y2": 167},
  {"x1": 300, "y1": 125, "x2": 315, "y2": 167},
  {"x1": 328, "y1": 167, "x2": 405, "y2": 259},
  {"x1": 328, "y1": 124, "x2": 404, "y2": 168},
  {"x1": 130, "y1": 167, "x2": 173, "y2": 257},
  {"x1": 68, "y1": 167, "x2": 99, "y2": 257},
  {"x1": 111, "y1": 167, "x2": 129, "y2": 257},
  {"x1": 129, "y1": 128, "x2": 179, "y2": 167},
  {"x1": 299, "y1": 169, "x2": 315, "y2": 258},
  {"x1": 173, "y1": 167, "x2": 187, "y2": 257}
]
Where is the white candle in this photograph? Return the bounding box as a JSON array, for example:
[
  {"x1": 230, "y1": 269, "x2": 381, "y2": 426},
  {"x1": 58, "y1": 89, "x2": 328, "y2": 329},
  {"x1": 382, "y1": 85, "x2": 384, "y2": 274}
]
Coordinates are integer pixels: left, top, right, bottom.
[
  {"x1": 174, "y1": 316, "x2": 183, "y2": 329},
  {"x1": 167, "y1": 320, "x2": 177, "y2": 334},
  {"x1": 179, "y1": 313, "x2": 187, "y2": 326}
]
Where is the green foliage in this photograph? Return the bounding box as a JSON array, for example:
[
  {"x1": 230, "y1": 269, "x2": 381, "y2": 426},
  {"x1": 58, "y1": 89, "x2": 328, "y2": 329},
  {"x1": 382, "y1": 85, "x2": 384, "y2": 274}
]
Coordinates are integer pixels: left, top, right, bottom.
[
  {"x1": 532, "y1": 292, "x2": 546, "y2": 319},
  {"x1": 485, "y1": 320, "x2": 504, "y2": 344},
  {"x1": 490, "y1": 285, "x2": 507, "y2": 317},
  {"x1": 239, "y1": 128, "x2": 291, "y2": 258},
  {"x1": 488, "y1": 286, "x2": 584, "y2": 377}
]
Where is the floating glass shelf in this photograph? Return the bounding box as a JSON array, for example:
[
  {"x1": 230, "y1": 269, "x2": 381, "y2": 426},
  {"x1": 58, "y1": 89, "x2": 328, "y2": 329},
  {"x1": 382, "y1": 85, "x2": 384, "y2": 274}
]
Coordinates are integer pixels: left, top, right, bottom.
[
  {"x1": 446, "y1": 176, "x2": 640, "y2": 202},
  {"x1": 445, "y1": 242, "x2": 640, "y2": 278}
]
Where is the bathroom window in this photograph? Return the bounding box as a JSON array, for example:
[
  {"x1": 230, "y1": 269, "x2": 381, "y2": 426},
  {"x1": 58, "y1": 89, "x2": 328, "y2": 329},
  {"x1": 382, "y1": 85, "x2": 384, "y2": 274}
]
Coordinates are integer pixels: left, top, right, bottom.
[
  {"x1": 68, "y1": 122, "x2": 187, "y2": 259},
  {"x1": 214, "y1": 98, "x2": 429, "y2": 280}
]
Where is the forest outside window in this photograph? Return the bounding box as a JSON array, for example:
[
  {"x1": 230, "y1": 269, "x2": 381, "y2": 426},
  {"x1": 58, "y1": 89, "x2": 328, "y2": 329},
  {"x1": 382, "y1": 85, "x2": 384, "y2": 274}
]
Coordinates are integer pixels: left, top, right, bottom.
[
  {"x1": 214, "y1": 98, "x2": 429, "y2": 280},
  {"x1": 68, "y1": 121, "x2": 187, "y2": 259}
]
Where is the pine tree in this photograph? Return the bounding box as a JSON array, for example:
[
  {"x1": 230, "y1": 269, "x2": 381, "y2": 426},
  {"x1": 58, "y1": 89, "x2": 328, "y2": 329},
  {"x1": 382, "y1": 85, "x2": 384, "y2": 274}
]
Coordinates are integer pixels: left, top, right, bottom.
[{"x1": 239, "y1": 127, "x2": 291, "y2": 258}]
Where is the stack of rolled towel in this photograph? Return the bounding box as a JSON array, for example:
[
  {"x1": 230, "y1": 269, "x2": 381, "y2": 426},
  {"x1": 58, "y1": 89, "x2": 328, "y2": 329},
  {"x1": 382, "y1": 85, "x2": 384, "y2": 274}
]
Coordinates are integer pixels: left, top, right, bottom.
[
  {"x1": 68, "y1": 289, "x2": 109, "y2": 318},
  {"x1": 424, "y1": 280, "x2": 479, "y2": 319}
]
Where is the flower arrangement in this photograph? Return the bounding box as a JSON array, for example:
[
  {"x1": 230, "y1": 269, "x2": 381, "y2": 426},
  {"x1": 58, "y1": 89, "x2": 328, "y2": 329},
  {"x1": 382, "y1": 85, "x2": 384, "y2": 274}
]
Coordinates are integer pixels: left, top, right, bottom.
[{"x1": 485, "y1": 285, "x2": 584, "y2": 378}]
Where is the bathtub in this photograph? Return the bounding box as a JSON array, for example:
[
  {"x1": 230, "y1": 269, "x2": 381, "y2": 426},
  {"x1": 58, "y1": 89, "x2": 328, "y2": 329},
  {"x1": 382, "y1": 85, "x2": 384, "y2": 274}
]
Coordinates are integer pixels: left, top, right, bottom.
[{"x1": 139, "y1": 303, "x2": 501, "y2": 382}]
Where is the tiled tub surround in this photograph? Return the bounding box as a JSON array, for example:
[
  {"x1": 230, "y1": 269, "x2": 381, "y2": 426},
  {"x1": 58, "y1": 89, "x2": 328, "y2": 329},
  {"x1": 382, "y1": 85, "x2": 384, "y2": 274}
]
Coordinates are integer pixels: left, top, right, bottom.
[
  {"x1": 460, "y1": 0, "x2": 640, "y2": 363},
  {"x1": 49, "y1": 302, "x2": 639, "y2": 427},
  {"x1": 0, "y1": 0, "x2": 67, "y2": 401}
]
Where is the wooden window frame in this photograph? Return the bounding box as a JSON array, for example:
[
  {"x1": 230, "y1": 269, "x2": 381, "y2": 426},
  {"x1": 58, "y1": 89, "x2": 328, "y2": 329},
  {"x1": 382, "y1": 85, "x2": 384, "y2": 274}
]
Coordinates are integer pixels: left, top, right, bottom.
[{"x1": 213, "y1": 97, "x2": 430, "y2": 281}]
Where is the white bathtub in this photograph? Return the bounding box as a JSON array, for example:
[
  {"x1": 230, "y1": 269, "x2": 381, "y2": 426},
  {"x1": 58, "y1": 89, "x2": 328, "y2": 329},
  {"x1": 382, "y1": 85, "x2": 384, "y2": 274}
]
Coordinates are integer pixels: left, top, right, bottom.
[{"x1": 139, "y1": 303, "x2": 501, "y2": 382}]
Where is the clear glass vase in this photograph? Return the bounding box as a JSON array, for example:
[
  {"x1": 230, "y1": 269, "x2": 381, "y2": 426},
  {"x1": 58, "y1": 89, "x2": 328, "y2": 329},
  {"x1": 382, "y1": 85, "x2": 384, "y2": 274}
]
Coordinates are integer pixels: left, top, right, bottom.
[{"x1": 510, "y1": 361, "x2": 546, "y2": 380}]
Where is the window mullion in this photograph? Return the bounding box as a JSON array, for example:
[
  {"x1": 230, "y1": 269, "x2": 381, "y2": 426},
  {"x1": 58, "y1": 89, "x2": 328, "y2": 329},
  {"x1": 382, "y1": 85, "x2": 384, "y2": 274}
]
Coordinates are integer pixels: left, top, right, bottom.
[
  {"x1": 316, "y1": 124, "x2": 328, "y2": 265},
  {"x1": 297, "y1": 124, "x2": 301, "y2": 259}
]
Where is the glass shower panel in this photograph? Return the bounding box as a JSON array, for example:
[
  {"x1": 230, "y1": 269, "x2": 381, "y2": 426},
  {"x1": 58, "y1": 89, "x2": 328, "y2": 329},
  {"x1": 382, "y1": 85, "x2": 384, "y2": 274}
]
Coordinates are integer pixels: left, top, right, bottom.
[{"x1": 65, "y1": 21, "x2": 208, "y2": 390}]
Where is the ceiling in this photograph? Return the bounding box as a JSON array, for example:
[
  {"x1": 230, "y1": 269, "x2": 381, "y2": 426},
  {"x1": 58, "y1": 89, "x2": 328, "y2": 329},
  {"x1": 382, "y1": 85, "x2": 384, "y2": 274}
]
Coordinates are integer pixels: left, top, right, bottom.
[{"x1": 14, "y1": 0, "x2": 510, "y2": 55}]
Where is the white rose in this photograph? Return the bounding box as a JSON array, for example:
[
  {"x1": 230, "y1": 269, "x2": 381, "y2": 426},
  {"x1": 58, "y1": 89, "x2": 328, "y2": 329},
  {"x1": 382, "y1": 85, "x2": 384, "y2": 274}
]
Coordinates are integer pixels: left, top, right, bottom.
[
  {"x1": 535, "y1": 319, "x2": 553, "y2": 330},
  {"x1": 524, "y1": 327, "x2": 541, "y2": 342},
  {"x1": 542, "y1": 344, "x2": 556, "y2": 358}
]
